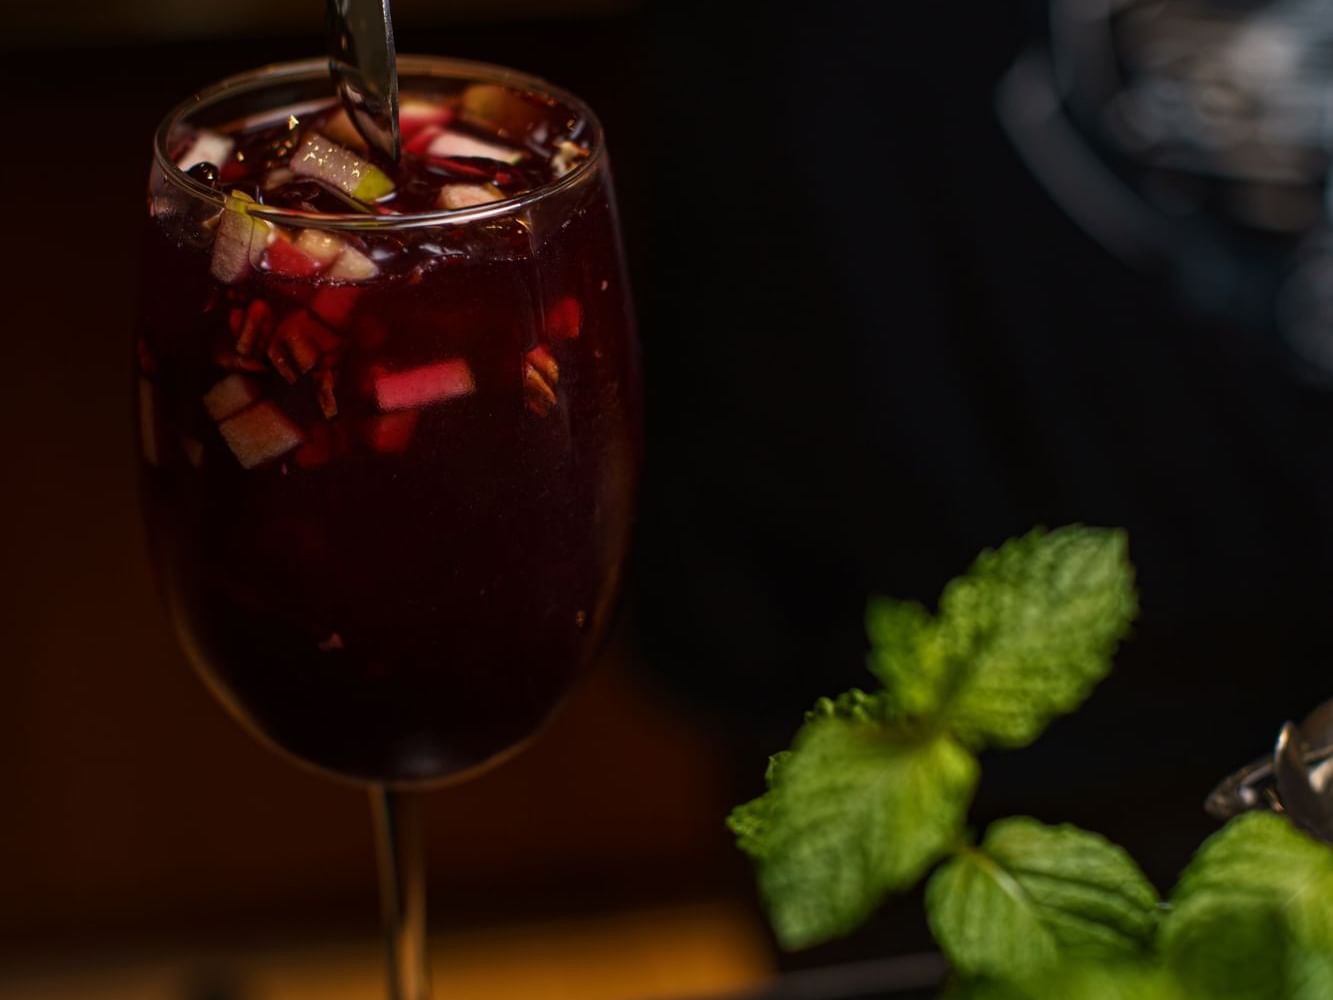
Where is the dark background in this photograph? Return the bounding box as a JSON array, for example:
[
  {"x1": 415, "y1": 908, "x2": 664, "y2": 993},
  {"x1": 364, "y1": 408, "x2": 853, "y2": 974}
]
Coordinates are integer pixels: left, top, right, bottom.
[{"x1": 4, "y1": 0, "x2": 1332, "y2": 986}]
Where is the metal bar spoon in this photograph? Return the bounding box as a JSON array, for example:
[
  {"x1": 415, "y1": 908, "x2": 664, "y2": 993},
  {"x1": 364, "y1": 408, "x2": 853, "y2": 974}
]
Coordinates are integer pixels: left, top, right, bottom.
[{"x1": 326, "y1": 0, "x2": 401, "y2": 163}]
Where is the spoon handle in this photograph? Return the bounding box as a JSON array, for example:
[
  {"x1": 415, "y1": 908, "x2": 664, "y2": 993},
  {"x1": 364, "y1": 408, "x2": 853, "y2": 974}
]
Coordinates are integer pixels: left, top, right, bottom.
[{"x1": 327, "y1": 0, "x2": 401, "y2": 162}]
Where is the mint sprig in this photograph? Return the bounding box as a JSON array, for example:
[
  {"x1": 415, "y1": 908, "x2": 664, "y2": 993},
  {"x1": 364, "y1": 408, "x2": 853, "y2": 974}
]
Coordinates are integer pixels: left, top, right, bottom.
[
  {"x1": 927, "y1": 818, "x2": 1159, "y2": 982},
  {"x1": 729, "y1": 526, "x2": 1135, "y2": 949},
  {"x1": 1162, "y1": 811, "x2": 1333, "y2": 1000},
  {"x1": 728, "y1": 524, "x2": 1333, "y2": 999}
]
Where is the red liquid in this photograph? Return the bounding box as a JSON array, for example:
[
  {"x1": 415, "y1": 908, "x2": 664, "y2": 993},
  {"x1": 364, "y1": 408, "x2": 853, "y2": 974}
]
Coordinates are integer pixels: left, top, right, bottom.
[{"x1": 138, "y1": 86, "x2": 638, "y2": 784}]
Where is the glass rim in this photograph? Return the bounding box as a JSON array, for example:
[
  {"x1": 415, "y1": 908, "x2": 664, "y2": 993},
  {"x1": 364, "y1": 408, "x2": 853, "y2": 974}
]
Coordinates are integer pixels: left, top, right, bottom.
[{"x1": 152, "y1": 54, "x2": 607, "y2": 231}]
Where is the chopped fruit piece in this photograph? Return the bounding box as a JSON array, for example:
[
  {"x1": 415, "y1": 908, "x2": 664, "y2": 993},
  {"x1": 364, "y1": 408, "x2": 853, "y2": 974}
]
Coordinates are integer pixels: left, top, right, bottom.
[
  {"x1": 327, "y1": 244, "x2": 379, "y2": 281},
  {"x1": 294, "y1": 229, "x2": 345, "y2": 266},
  {"x1": 291, "y1": 135, "x2": 395, "y2": 202},
  {"x1": 210, "y1": 192, "x2": 274, "y2": 284},
  {"x1": 269, "y1": 310, "x2": 338, "y2": 383},
  {"x1": 213, "y1": 347, "x2": 267, "y2": 373},
  {"x1": 427, "y1": 131, "x2": 525, "y2": 165},
  {"x1": 551, "y1": 140, "x2": 589, "y2": 178},
  {"x1": 404, "y1": 124, "x2": 445, "y2": 156},
  {"x1": 399, "y1": 99, "x2": 455, "y2": 139},
  {"x1": 310, "y1": 286, "x2": 362, "y2": 327},
  {"x1": 294, "y1": 422, "x2": 332, "y2": 468},
  {"x1": 375, "y1": 360, "x2": 476, "y2": 412},
  {"x1": 219, "y1": 401, "x2": 304, "y2": 469},
  {"x1": 437, "y1": 183, "x2": 505, "y2": 210},
  {"x1": 203, "y1": 374, "x2": 260, "y2": 421},
  {"x1": 364, "y1": 410, "x2": 421, "y2": 453},
  {"x1": 524, "y1": 359, "x2": 558, "y2": 417},
  {"x1": 138, "y1": 378, "x2": 161, "y2": 465},
  {"x1": 545, "y1": 296, "x2": 583, "y2": 341},
  {"x1": 319, "y1": 109, "x2": 370, "y2": 154},
  {"x1": 262, "y1": 167, "x2": 295, "y2": 191},
  {"x1": 176, "y1": 130, "x2": 234, "y2": 172},
  {"x1": 232, "y1": 298, "x2": 274, "y2": 356},
  {"x1": 526, "y1": 344, "x2": 559, "y2": 386},
  {"x1": 316, "y1": 366, "x2": 339, "y2": 418},
  {"x1": 264, "y1": 235, "x2": 322, "y2": 278},
  {"x1": 461, "y1": 84, "x2": 544, "y2": 137}
]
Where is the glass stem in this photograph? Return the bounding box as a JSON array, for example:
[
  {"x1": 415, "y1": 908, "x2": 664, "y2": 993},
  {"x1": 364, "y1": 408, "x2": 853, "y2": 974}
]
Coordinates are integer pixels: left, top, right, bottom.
[{"x1": 372, "y1": 786, "x2": 432, "y2": 1000}]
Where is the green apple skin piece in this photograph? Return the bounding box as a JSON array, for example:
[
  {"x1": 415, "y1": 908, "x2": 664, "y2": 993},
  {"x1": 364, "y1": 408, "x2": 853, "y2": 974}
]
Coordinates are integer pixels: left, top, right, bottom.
[
  {"x1": 291, "y1": 135, "x2": 394, "y2": 203},
  {"x1": 210, "y1": 191, "x2": 275, "y2": 284}
]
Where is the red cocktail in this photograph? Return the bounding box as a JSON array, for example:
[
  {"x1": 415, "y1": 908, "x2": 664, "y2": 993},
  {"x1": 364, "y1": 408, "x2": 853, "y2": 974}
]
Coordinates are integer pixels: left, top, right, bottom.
[{"x1": 138, "y1": 58, "x2": 639, "y2": 786}]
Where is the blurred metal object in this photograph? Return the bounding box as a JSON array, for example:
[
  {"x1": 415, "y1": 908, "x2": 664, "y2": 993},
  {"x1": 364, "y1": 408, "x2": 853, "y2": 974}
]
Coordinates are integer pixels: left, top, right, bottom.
[
  {"x1": 1207, "y1": 698, "x2": 1333, "y2": 841},
  {"x1": 326, "y1": 0, "x2": 401, "y2": 162},
  {"x1": 999, "y1": 0, "x2": 1333, "y2": 379}
]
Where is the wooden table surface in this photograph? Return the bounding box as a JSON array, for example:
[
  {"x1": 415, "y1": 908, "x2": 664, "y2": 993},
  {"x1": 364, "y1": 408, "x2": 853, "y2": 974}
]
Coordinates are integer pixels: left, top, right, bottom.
[{"x1": 0, "y1": 900, "x2": 773, "y2": 1000}]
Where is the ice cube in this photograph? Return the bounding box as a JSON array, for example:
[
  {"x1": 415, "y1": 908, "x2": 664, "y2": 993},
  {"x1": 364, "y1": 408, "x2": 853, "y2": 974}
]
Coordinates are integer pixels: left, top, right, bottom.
[
  {"x1": 374, "y1": 360, "x2": 475, "y2": 411},
  {"x1": 291, "y1": 135, "x2": 395, "y2": 202},
  {"x1": 219, "y1": 401, "x2": 304, "y2": 469},
  {"x1": 203, "y1": 374, "x2": 260, "y2": 421},
  {"x1": 177, "y1": 131, "x2": 234, "y2": 172},
  {"x1": 426, "y1": 131, "x2": 525, "y2": 165},
  {"x1": 437, "y1": 183, "x2": 505, "y2": 210}
]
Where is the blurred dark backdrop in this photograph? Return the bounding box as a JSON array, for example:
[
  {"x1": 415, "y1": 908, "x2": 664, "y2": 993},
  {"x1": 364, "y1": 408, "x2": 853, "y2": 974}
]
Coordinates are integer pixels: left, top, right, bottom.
[{"x1": 4, "y1": 0, "x2": 1333, "y2": 984}]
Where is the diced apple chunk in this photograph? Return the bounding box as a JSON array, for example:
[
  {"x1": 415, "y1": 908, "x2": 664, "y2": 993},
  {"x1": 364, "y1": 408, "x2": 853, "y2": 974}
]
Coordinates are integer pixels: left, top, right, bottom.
[
  {"x1": 291, "y1": 135, "x2": 395, "y2": 202},
  {"x1": 177, "y1": 130, "x2": 234, "y2": 171},
  {"x1": 203, "y1": 374, "x2": 260, "y2": 421},
  {"x1": 219, "y1": 401, "x2": 304, "y2": 469},
  {"x1": 319, "y1": 109, "x2": 370, "y2": 153},
  {"x1": 437, "y1": 183, "x2": 505, "y2": 210},
  {"x1": 427, "y1": 130, "x2": 525, "y2": 165},
  {"x1": 327, "y1": 244, "x2": 379, "y2": 281},
  {"x1": 374, "y1": 360, "x2": 476, "y2": 412},
  {"x1": 399, "y1": 98, "x2": 455, "y2": 139},
  {"x1": 461, "y1": 84, "x2": 544, "y2": 137},
  {"x1": 551, "y1": 140, "x2": 589, "y2": 178},
  {"x1": 211, "y1": 192, "x2": 274, "y2": 284},
  {"x1": 264, "y1": 235, "x2": 322, "y2": 278},
  {"x1": 295, "y1": 229, "x2": 346, "y2": 266}
]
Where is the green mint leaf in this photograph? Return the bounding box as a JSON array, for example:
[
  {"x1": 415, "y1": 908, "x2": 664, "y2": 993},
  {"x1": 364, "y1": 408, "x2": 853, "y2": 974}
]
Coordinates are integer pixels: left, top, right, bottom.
[
  {"x1": 948, "y1": 961, "x2": 1187, "y2": 1000},
  {"x1": 937, "y1": 526, "x2": 1137, "y2": 748},
  {"x1": 866, "y1": 598, "x2": 953, "y2": 721},
  {"x1": 733, "y1": 712, "x2": 978, "y2": 950},
  {"x1": 927, "y1": 818, "x2": 1160, "y2": 983},
  {"x1": 1162, "y1": 812, "x2": 1333, "y2": 1000}
]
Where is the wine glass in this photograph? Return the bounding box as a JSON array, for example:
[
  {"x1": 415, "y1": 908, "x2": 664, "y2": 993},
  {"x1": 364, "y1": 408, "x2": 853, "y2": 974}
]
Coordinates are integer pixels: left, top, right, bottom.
[{"x1": 136, "y1": 56, "x2": 639, "y2": 999}]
